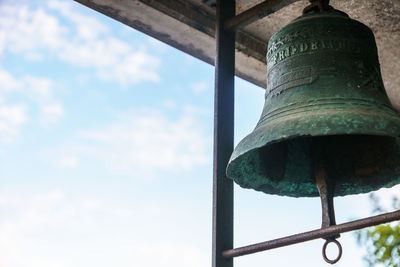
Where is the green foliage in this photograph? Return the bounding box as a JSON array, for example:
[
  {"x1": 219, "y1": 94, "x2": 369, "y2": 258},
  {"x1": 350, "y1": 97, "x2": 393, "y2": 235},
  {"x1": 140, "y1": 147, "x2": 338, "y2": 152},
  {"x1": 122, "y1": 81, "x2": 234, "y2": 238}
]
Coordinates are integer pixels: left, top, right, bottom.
[
  {"x1": 356, "y1": 194, "x2": 400, "y2": 267},
  {"x1": 357, "y1": 224, "x2": 400, "y2": 266}
]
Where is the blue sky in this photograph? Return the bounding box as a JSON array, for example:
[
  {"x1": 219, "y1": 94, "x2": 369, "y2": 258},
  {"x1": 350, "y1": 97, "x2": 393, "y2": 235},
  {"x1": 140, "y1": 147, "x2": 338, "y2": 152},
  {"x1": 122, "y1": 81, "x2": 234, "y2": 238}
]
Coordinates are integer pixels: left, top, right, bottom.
[{"x1": 1, "y1": 1, "x2": 399, "y2": 266}]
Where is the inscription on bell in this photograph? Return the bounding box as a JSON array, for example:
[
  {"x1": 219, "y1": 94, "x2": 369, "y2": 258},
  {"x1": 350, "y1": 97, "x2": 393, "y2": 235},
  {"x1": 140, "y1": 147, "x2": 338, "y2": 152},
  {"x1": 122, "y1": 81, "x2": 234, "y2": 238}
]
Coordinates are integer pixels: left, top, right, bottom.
[
  {"x1": 267, "y1": 39, "x2": 362, "y2": 67},
  {"x1": 267, "y1": 66, "x2": 337, "y2": 97}
]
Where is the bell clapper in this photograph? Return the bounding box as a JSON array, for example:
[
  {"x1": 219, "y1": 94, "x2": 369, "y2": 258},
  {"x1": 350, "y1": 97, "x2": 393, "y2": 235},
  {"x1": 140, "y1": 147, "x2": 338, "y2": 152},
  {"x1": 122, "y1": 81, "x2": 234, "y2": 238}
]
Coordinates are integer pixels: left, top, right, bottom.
[{"x1": 315, "y1": 154, "x2": 342, "y2": 264}]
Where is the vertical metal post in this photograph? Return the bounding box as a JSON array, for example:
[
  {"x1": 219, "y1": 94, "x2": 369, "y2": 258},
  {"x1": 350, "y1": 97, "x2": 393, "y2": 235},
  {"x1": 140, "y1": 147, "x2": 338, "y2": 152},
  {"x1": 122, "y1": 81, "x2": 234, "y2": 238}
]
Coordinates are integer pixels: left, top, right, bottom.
[{"x1": 212, "y1": 1, "x2": 235, "y2": 267}]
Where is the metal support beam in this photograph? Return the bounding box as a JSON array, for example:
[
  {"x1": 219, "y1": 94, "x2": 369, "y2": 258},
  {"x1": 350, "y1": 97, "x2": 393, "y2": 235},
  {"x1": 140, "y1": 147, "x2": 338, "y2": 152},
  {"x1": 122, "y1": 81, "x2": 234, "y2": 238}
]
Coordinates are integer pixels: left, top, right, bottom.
[
  {"x1": 212, "y1": 0, "x2": 235, "y2": 267},
  {"x1": 224, "y1": 0, "x2": 300, "y2": 31},
  {"x1": 222, "y1": 210, "x2": 400, "y2": 258}
]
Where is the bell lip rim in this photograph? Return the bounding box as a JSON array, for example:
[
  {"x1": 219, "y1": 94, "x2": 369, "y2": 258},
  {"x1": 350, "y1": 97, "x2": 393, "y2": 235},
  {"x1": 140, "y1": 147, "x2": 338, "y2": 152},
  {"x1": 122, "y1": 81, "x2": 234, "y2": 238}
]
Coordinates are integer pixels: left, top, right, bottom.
[
  {"x1": 227, "y1": 114, "x2": 400, "y2": 168},
  {"x1": 226, "y1": 179, "x2": 400, "y2": 198},
  {"x1": 226, "y1": 132, "x2": 400, "y2": 198}
]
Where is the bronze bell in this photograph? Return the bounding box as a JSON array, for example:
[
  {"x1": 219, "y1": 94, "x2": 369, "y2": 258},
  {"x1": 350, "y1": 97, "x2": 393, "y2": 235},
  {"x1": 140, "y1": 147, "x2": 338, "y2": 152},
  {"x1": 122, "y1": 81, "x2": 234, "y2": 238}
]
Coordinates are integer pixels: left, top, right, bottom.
[{"x1": 226, "y1": 7, "x2": 400, "y2": 198}]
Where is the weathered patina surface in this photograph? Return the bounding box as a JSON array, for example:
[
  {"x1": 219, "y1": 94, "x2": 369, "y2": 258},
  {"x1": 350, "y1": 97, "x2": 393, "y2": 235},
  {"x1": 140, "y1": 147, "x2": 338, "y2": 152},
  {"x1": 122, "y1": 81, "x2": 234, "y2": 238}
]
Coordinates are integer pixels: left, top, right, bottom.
[{"x1": 227, "y1": 10, "x2": 400, "y2": 197}]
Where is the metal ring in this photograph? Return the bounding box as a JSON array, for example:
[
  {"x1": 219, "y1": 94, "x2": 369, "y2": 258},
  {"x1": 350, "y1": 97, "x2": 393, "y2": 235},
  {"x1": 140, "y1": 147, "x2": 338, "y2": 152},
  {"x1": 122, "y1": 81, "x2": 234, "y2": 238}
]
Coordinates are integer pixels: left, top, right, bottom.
[{"x1": 322, "y1": 239, "x2": 342, "y2": 264}]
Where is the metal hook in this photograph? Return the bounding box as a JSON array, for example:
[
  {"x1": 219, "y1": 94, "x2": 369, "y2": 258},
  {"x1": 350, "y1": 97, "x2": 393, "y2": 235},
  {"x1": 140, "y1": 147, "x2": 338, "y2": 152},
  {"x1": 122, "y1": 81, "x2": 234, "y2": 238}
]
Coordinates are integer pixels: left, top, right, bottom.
[{"x1": 322, "y1": 239, "x2": 342, "y2": 264}]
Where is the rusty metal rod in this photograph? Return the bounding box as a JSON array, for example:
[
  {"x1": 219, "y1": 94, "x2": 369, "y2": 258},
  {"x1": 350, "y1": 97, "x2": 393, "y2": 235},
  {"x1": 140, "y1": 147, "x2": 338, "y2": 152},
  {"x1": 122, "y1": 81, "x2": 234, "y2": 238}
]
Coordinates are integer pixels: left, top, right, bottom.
[
  {"x1": 222, "y1": 210, "x2": 400, "y2": 258},
  {"x1": 224, "y1": 0, "x2": 301, "y2": 31}
]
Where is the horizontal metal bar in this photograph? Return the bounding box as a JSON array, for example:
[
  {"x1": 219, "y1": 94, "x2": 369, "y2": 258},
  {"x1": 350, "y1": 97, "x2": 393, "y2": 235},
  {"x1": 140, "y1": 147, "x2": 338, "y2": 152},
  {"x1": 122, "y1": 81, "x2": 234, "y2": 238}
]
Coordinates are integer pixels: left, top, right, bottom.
[
  {"x1": 224, "y1": 0, "x2": 301, "y2": 31},
  {"x1": 222, "y1": 210, "x2": 400, "y2": 258}
]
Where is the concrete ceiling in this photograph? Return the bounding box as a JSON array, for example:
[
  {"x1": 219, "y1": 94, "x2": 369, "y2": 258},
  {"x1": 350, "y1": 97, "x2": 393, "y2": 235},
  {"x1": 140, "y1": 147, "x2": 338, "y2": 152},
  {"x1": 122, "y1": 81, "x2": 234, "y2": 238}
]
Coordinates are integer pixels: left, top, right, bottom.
[{"x1": 75, "y1": 0, "x2": 400, "y2": 109}]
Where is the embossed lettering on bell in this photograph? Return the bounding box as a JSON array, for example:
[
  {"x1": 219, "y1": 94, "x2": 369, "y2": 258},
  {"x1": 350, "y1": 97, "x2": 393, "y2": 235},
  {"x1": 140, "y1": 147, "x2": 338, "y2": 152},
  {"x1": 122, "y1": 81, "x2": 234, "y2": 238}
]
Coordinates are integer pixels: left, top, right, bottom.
[{"x1": 226, "y1": 9, "x2": 400, "y2": 198}]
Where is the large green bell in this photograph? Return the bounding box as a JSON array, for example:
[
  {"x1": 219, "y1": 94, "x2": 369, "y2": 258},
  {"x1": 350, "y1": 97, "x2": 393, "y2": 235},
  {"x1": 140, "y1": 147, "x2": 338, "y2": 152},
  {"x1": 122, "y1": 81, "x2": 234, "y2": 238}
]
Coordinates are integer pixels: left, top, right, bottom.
[{"x1": 227, "y1": 9, "x2": 400, "y2": 197}]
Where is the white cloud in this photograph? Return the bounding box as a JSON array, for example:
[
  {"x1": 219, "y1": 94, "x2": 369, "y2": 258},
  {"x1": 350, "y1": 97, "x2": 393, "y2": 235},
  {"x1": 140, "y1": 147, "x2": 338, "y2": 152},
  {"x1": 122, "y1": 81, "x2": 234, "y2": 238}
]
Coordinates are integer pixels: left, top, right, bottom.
[
  {"x1": 25, "y1": 76, "x2": 53, "y2": 99},
  {"x1": 0, "y1": 104, "x2": 27, "y2": 144},
  {"x1": 131, "y1": 243, "x2": 207, "y2": 267},
  {"x1": 40, "y1": 103, "x2": 64, "y2": 125},
  {"x1": 0, "y1": 69, "x2": 20, "y2": 92},
  {"x1": 0, "y1": 4, "x2": 66, "y2": 56},
  {"x1": 0, "y1": 70, "x2": 29, "y2": 144},
  {"x1": 47, "y1": 108, "x2": 211, "y2": 175},
  {"x1": 0, "y1": 189, "x2": 209, "y2": 267},
  {"x1": 0, "y1": 68, "x2": 64, "y2": 130},
  {"x1": 55, "y1": 156, "x2": 79, "y2": 168},
  {"x1": 162, "y1": 99, "x2": 177, "y2": 109},
  {"x1": 47, "y1": 0, "x2": 109, "y2": 41},
  {"x1": 0, "y1": 0, "x2": 161, "y2": 85},
  {"x1": 0, "y1": 26, "x2": 5, "y2": 56},
  {"x1": 0, "y1": 68, "x2": 64, "y2": 147},
  {"x1": 0, "y1": 190, "x2": 101, "y2": 267},
  {"x1": 76, "y1": 109, "x2": 211, "y2": 175},
  {"x1": 191, "y1": 81, "x2": 209, "y2": 94},
  {"x1": 0, "y1": 69, "x2": 55, "y2": 99}
]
